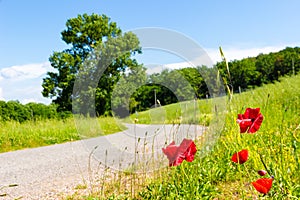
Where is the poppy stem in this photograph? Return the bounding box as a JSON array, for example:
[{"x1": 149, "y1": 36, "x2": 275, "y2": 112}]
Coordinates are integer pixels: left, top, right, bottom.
[
  {"x1": 180, "y1": 163, "x2": 188, "y2": 179},
  {"x1": 259, "y1": 153, "x2": 272, "y2": 177}
]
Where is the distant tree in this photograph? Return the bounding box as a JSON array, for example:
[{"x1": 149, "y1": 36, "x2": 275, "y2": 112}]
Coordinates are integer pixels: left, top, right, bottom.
[
  {"x1": 177, "y1": 67, "x2": 208, "y2": 98},
  {"x1": 0, "y1": 100, "x2": 9, "y2": 121},
  {"x1": 217, "y1": 58, "x2": 260, "y2": 91},
  {"x1": 25, "y1": 102, "x2": 58, "y2": 120},
  {"x1": 197, "y1": 65, "x2": 225, "y2": 97},
  {"x1": 42, "y1": 13, "x2": 141, "y2": 116},
  {"x1": 132, "y1": 84, "x2": 178, "y2": 112},
  {"x1": 150, "y1": 69, "x2": 195, "y2": 101},
  {"x1": 111, "y1": 64, "x2": 147, "y2": 117},
  {"x1": 4, "y1": 101, "x2": 31, "y2": 122},
  {"x1": 255, "y1": 53, "x2": 277, "y2": 84}
]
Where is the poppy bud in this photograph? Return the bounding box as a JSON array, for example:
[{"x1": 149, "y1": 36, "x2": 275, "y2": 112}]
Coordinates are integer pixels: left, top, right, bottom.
[{"x1": 258, "y1": 170, "x2": 267, "y2": 176}]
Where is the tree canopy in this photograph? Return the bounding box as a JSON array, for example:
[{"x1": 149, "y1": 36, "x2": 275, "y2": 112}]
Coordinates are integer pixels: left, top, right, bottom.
[
  {"x1": 42, "y1": 13, "x2": 141, "y2": 116},
  {"x1": 216, "y1": 46, "x2": 300, "y2": 93}
]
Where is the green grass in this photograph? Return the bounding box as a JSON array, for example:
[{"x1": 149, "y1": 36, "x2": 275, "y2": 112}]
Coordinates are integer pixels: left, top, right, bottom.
[
  {"x1": 0, "y1": 117, "x2": 126, "y2": 153},
  {"x1": 124, "y1": 99, "x2": 214, "y2": 126},
  {"x1": 73, "y1": 74, "x2": 300, "y2": 199}
]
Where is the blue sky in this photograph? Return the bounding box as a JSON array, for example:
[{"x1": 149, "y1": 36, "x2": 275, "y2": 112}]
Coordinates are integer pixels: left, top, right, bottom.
[{"x1": 0, "y1": 0, "x2": 300, "y2": 104}]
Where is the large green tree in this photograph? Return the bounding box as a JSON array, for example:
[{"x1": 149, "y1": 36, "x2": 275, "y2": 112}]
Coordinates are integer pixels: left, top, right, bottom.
[{"x1": 42, "y1": 13, "x2": 141, "y2": 115}]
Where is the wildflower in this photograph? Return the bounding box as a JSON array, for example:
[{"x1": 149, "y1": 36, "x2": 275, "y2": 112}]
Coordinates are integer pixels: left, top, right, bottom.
[
  {"x1": 236, "y1": 108, "x2": 264, "y2": 133},
  {"x1": 252, "y1": 177, "x2": 273, "y2": 194},
  {"x1": 258, "y1": 170, "x2": 267, "y2": 176},
  {"x1": 162, "y1": 139, "x2": 197, "y2": 166},
  {"x1": 231, "y1": 149, "x2": 249, "y2": 164}
]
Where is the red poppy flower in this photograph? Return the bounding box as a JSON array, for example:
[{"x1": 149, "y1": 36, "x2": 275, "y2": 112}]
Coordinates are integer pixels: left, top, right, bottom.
[
  {"x1": 162, "y1": 139, "x2": 197, "y2": 166},
  {"x1": 252, "y1": 178, "x2": 273, "y2": 194},
  {"x1": 231, "y1": 149, "x2": 249, "y2": 164},
  {"x1": 236, "y1": 108, "x2": 264, "y2": 133},
  {"x1": 258, "y1": 170, "x2": 267, "y2": 176}
]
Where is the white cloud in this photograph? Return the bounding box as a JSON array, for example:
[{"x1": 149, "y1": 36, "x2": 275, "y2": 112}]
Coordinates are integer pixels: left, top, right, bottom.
[
  {"x1": 21, "y1": 98, "x2": 41, "y2": 105},
  {"x1": 164, "y1": 62, "x2": 194, "y2": 69},
  {"x1": 146, "y1": 62, "x2": 198, "y2": 74},
  {"x1": 0, "y1": 62, "x2": 51, "y2": 81},
  {"x1": 0, "y1": 62, "x2": 53, "y2": 104},
  {"x1": 146, "y1": 65, "x2": 164, "y2": 74}
]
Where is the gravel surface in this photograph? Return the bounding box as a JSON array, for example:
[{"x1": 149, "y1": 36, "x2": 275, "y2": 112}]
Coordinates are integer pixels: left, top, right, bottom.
[{"x1": 0, "y1": 123, "x2": 205, "y2": 200}]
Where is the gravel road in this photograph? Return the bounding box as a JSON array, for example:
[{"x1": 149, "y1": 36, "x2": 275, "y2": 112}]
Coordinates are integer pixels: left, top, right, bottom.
[{"x1": 0, "y1": 123, "x2": 205, "y2": 200}]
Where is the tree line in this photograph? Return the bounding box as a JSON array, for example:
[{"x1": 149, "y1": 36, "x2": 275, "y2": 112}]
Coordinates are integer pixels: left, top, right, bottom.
[
  {"x1": 216, "y1": 47, "x2": 300, "y2": 93},
  {"x1": 0, "y1": 101, "x2": 70, "y2": 122}
]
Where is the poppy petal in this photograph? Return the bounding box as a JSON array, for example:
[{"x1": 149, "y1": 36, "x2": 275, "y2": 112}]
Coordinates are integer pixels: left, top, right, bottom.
[
  {"x1": 248, "y1": 114, "x2": 264, "y2": 133},
  {"x1": 236, "y1": 118, "x2": 252, "y2": 133},
  {"x1": 237, "y1": 108, "x2": 264, "y2": 134},
  {"x1": 178, "y1": 139, "x2": 197, "y2": 162},
  {"x1": 170, "y1": 153, "x2": 185, "y2": 166},
  {"x1": 246, "y1": 108, "x2": 260, "y2": 119},
  {"x1": 252, "y1": 178, "x2": 273, "y2": 194},
  {"x1": 231, "y1": 149, "x2": 249, "y2": 164},
  {"x1": 162, "y1": 139, "x2": 197, "y2": 166},
  {"x1": 162, "y1": 141, "x2": 179, "y2": 166},
  {"x1": 178, "y1": 139, "x2": 193, "y2": 152},
  {"x1": 184, "y1": 141, "x2": 197, "y2": 162}
]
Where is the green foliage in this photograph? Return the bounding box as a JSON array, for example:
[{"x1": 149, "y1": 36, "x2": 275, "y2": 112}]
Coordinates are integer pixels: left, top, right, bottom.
[
  {"x1": 216, "y1": 46, "x2": 300, "y2": 93},
  {"x1": 177, "y1": 67, "x2": 208, "y2": 98},
  {"x1": 111, "y1": 64, "x2": 147, "y2": 117},
  {"x1": 0, "y1": 101, "x2": 60, "y2": 122},
  {"x1": 126, "y1": 67, "x2": 211, "y2": 114},
  {"x1": 26, "y1": 102, "x2": 58, "y2": 120},
  {"x1": 42, "y1": 13, "x2": 141, "y2": 116},
  {"x1": 0, "y1": 100, "x2": 30, "y2": 122}
]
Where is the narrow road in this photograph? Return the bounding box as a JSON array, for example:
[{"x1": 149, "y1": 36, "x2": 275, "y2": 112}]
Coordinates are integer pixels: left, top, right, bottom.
[{"x1": 0, "y1": 123, "x2": 205, "y2": 199}]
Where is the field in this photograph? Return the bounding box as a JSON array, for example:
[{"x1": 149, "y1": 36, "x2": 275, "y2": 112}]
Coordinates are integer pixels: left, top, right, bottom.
[
  {"x1": 73, "y1": 74, "x2": 300, "y2": 199},
  {"x1": 0, "y1": 117, "x2": 126, "y2": 153}
]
